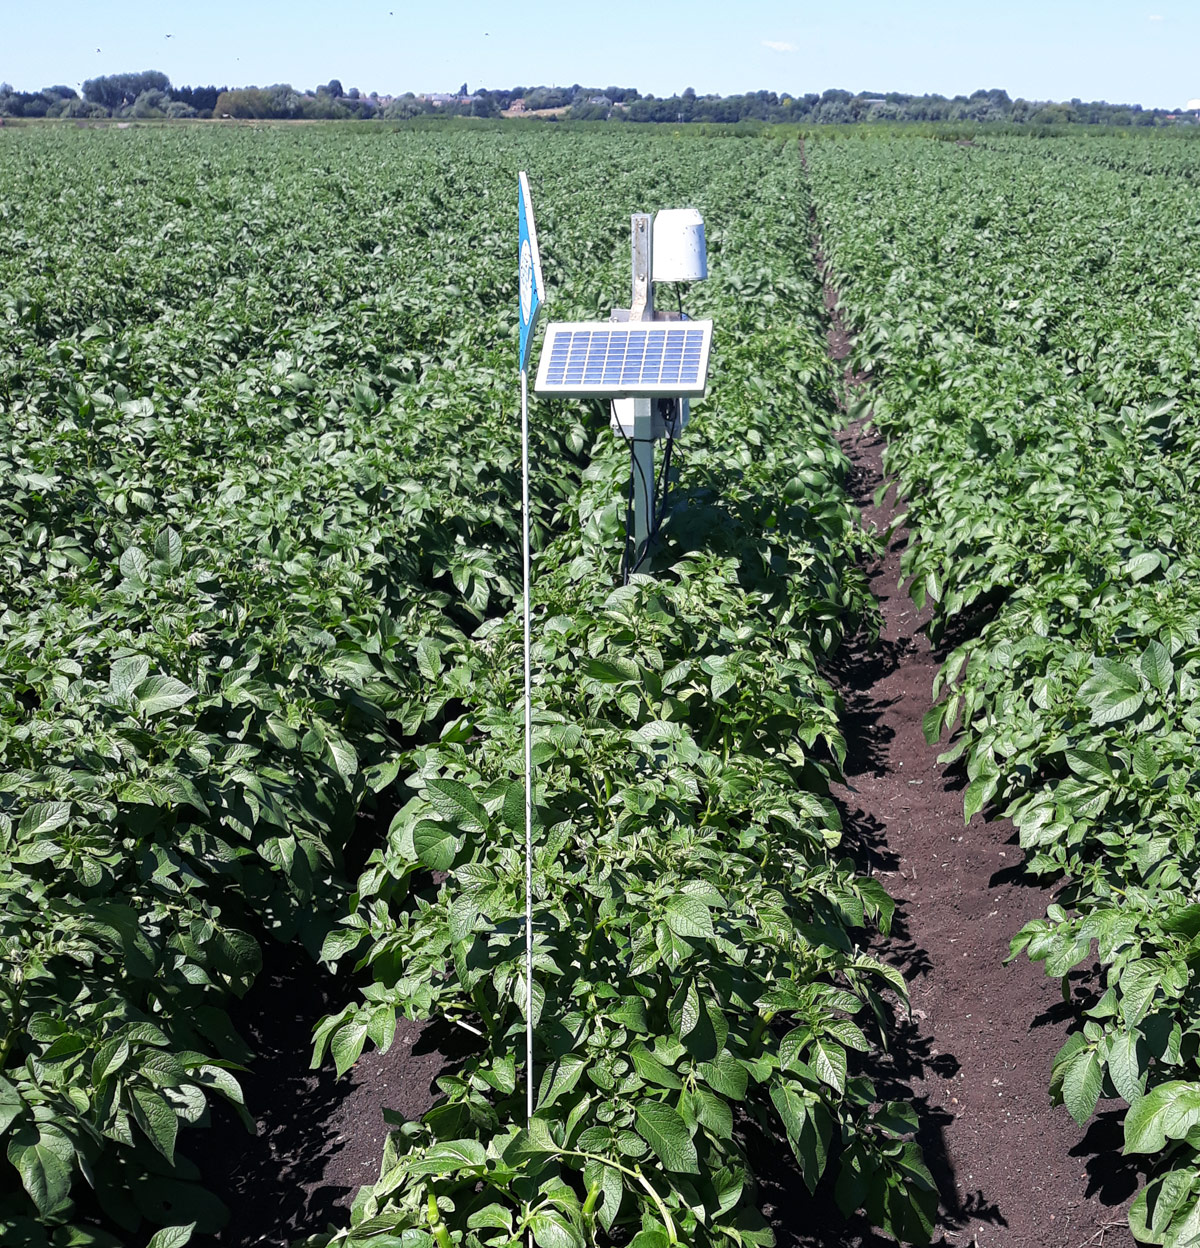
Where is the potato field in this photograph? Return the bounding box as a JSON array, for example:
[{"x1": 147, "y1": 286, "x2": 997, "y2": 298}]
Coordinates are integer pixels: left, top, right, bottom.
[{"x1": 1, "y1": 122, "x2": 1199, "y2": 1248}]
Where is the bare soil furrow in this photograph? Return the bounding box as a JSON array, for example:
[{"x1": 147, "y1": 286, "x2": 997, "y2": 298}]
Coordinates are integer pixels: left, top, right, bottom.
[{"x1": 819, "y1": 288, "x2": 1137, "y2": 1247}]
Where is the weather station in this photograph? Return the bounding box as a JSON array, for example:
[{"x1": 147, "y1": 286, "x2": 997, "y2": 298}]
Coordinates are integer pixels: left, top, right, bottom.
[
  {"x1": 534, "y1": 208, "x2": 712, "y2": 578},
  {"x1": 514, "y1": 186, "x2": 712, "y2": 1141}
]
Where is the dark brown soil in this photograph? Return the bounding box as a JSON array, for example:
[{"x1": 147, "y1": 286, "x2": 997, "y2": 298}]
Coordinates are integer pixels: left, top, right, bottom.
[
  {"x1": 802, "y1": 282, "x2": 1141, "y2": 1247},
  {"x1": 187, "y1": 936, "x2": 445, "y2": 1247}
]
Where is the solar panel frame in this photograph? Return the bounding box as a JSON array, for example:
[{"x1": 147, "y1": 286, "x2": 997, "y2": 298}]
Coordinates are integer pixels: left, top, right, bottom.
[{"x1": 533, "y1": 320, "x2": 713, "y2": 398}]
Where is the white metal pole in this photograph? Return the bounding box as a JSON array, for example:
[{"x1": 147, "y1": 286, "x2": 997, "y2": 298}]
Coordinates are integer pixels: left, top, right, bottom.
[{"x1": 520, "y1": 366, "x2": 534, "y2": 1128}]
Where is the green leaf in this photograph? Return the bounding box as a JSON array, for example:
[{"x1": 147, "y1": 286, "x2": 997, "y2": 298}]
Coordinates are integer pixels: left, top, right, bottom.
[
  {"x1": 407, "y1": 1140, "x2": 488, "y2": 1176},
  {"x1": 1106, "y1": 1032, "x2": 1145, "y2": 1106},
  {"x1": 668, "y1": 979, "x2": 702, "y2": 1038},
  {"x1": 412, "y1": 819, "x2": 461, "y2": 871},
  {"x1": 319, "y1": 925, "x2": 366, "y2": 965},
  {"x1": 1120, "y1": 961, "x2": 1161, "y2": 1026},
  {"x1": 1126, "y1": 551, "x2": 1161, "y2": 582},
  {"x1": 468, "y1": 1204, "x2": 514, "y2": 1233},
  {"x1": 1079, "y1": 660, "x2": 1144, "y2": 725},
  {"x1": 811, "y1": 1038, "x2": 846, "y2": 1094},
  {"x1": 597, "y1": 1160, "x2": 623, "y2": 1232},
  {"x1": 921, "y1": 702, "x2": 947, "y2": 745},
  {"x1": 697, "y1": 1051, "x2": 748, "y2": 1101},
  {"x1": 0, "y1": 1077, "x2": 23, "y2": 1134},
  {"x1": 6, "y1": 1127, "x2": 73, "y2": 1216},
  {"x1": 962, "y1": 773, "x2": 996, "y2": 822},
  {"x1": 691, "y1": 1088, "x2": 733, "y2": 1139},
  {"x1": 634, "y1": 1100, "x2": 699, "y2": 1174},
  {"x1": 131, "y1": 1086, "x2": 178, "y2": 1164},
  {"x1": 663, "y1": 895, "x2": 713, "y2": 940},
  {"x1": 529, "y1": 1210, "x2": 585, "y2": 1248},
  {"x1": 1140, "y1": 640, "x2": 1174, "y2": 693},
  {"x1": 425, "y1": 778, "x2": 488, "y2": 835},
  {"x1": 679, "y1": 995, "x2": 721, "y2": 1062},
  {"x1": 17, "y1": 802, "x2": 71, "y2": 839},
  {"x1": 109, "y1": 655, "x2": 150, "y2": 698},
  {"x1": 119, "y1": 546, "x2": 149, "y2": 582},
  {"x1": 585, "y1": 657, "x2": 638, "y2": 685},
  {"x1": 1125, "y1": 1081, "x2": 1200, "y2": 1154},
  {"x1": 770, "y1": 1081, "x2": 807, "y2": 1141},
  {"x1": 154, "y1": 526, "x2": 184, "y2": 570},
  {"x1": 480, "y1": 1053, "x2": 517, "y2": 1094},
  {"x1": 610, "y1": 996, "x2": 648, "y2": 1033},
  {"x1": 331, "y1": 1019, "x2": 370, "y2": 1078},
  {"x1": 415, "y1": 637, "x2": 443, "y2": 682},
  {"x1": 1061, "y1": 1047, "x2": 1103, "y2": 1125},
  {"x1": 1132, "y1": 740, "x2": 1159, "y2": 784},
  {"x1": 323, "y1": 731, "x2": 359, "y2": 782},
  {"x1": 1064, "y1": 750, "x2": 1111, "y2": 784},
  {"x1": 538, "y1": 1054, "x2": 588, "y2": 1107},
  {"x1": 146, "y1": 1225, "x2": 197, "y2": 1248},
  {"x1": 134, "y1": 675, "x2": 197, "y2": 716},
  {"x1": 630, "y1": 1045, "x2": 682, "y2": 1090},
  {"x1": 628, "y1": 1231, "x2": 669, "y2": 1248},
  {"x1": 92, "y1": 1037, "x2": 131, "y2": 1083}
]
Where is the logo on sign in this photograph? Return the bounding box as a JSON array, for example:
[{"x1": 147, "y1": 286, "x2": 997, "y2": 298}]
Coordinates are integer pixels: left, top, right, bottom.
[{"x1": 520, "y1": 237, "x2": 534, "y2": 324}]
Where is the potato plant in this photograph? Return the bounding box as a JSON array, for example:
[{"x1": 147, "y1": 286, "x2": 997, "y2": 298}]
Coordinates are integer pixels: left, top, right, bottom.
[{"x1": 809, "y1": 132, "x2": 1200, "y2": 1246}]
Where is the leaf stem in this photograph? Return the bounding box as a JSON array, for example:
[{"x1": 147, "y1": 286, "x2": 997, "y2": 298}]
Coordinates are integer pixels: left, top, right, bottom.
[{"x1": 558, "y1": 1149, "x2": 679, "y2": 1245}]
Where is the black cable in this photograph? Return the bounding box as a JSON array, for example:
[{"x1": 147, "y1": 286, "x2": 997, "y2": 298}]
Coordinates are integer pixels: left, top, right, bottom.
[{"x1": 656, "y1": 428, "x2": 676, "y2": 531}]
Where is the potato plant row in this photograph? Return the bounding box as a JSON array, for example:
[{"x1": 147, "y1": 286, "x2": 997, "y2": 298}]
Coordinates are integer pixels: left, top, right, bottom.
[
  {"x1": 305, "y1": 138, "x2": 937, "y2": 1248},
  {"x1": 1, "y1": 127, "x2": 931, "y2": 1246},
  {"x1": 808, "y1": 133, "x2": 1200, "y2": 1246}
]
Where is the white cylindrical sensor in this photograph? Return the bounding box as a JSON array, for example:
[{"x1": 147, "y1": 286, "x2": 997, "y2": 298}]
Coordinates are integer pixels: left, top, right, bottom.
[{"x1": 652, "y1": 208, "x2": 707, "y2": 282}]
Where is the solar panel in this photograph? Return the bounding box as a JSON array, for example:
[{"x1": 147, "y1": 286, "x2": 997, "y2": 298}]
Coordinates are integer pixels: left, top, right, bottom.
[{"x1": 534, "y1": 321, "x2": 713, "y2": 398}]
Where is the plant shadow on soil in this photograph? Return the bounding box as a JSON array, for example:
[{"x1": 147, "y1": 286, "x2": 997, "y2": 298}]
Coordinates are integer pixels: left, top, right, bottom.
[
  {"x1": 190, "y1": 957, "x2": 481, "y2": 1247},
  {"x1": 1072, "y1": 1109, "x2": 1154, "y2": 1209},
  {"x1": 188, "y1": 936, "x2": 358, "y2": 1246},
  {"x1": 185, "y1": 793, "x2": 479, "y2": 1248},
  {"x1": 747, "y1": 1015, "x2": 1005, "y2": 1248}
]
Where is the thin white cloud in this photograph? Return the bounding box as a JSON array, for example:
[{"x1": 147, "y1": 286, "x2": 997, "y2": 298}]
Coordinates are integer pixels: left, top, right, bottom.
[
  {"x1": 762, "y1": 40, "x2": 796, "y2": 53},
  {"x1": 1149, "y1": 14, "x2": 1164, "y2": 19}
]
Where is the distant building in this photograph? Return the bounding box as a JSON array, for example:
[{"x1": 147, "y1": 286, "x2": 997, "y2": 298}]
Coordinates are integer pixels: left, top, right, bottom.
[
  {"x1": 509, "y1": 98, "x2": 527, "y2": 113},
  {"x1": 419, "y1": 92, "x2": 471, "y2": 107}
]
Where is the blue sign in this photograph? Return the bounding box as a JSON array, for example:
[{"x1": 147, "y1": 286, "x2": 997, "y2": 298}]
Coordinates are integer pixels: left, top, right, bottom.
[{"x1": 518, "y1": 172, "x2": 545, "y2": 372}]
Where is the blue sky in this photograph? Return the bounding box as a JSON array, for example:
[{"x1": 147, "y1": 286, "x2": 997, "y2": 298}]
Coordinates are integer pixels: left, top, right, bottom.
[{"x1": 4, "y1": 1, "x2": 1197, "y2": 109}]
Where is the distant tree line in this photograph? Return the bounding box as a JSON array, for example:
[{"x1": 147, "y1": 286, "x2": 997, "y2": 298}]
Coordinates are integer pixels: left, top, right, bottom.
[
  {"x1": 0, "y1": 72, "x2": 228, "y2": 119},
  {"x1": 586, "y1": 86, "x2": 1183, "y2": 126},
  {"x1": 0, "y1": 73, "x2": 1191, "y2": 126},
  {"x1": 0, "y1": 72, "x2": 373, "y2": 119}
]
